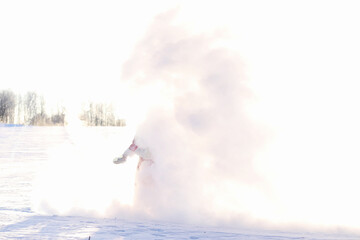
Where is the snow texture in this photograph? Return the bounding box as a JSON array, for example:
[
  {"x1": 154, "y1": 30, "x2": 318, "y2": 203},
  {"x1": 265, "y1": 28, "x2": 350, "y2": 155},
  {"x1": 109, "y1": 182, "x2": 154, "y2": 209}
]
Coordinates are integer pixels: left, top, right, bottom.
[{"x1": 0, "y1": 126, "x2": 359, "y2": 239}]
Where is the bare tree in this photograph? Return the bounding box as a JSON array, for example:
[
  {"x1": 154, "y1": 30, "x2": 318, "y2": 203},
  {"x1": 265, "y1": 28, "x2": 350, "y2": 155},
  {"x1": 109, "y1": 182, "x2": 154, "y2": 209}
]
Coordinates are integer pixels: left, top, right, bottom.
[
  {"x1": 51, "y1": 104, "x2": 66, "y2": 126},
  {"x1": 15, "y1": 94, "x2": 24, "y2": 124},
  {"x1": 0, "y1": 90, "x2": 16, "y2": 123},
  {"x1": 24, "y1": 91, "x2": 38, "y2": 124},
  {"x1": 23, "y1": 91, "x2": 50, "y2": 125}
]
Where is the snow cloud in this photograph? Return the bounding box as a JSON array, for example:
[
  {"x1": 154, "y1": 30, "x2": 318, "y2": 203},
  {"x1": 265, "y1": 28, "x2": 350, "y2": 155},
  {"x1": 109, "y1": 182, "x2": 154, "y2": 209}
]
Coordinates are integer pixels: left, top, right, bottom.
[
  {"x1": 34, "y1": 5, "x2": 360, "y2": 233},
  {"x1": 116, "y1": 10, "x2": 269, "y2": 226},
  {"x1": 115, "y1": 8, "x2": 360, "y2": 232}
]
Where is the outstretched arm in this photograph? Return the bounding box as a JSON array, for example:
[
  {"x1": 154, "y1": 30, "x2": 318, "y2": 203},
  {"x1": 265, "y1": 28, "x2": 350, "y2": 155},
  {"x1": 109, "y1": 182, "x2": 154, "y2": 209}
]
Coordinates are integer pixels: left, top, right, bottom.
[{"x1": 113, "y1": 140, "x2": 137, "y2": 164}]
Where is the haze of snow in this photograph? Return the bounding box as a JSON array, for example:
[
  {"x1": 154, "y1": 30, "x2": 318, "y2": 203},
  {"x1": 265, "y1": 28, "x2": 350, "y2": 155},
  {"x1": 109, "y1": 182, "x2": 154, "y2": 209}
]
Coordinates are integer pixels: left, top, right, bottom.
[{"x1": 33, "y1": 8, "x2": 360, "y2": 233}]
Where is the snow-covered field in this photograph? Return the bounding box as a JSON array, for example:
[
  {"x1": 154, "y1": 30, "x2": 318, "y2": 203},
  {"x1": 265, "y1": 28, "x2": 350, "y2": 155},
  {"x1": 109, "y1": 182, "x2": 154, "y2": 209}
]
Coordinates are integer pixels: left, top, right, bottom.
[{"x1": 0, "y1": 126, "x2": 359, "y2": 240}]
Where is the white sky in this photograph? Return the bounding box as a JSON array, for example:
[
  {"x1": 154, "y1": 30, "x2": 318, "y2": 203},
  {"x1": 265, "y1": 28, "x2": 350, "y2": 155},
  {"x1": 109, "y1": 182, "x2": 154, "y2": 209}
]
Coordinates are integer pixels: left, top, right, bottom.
[
  {"x1": 0, "y1": 0, "x2": 177, "y2": 114},
  {"x1": 1, "y1": 0, "x2": 360, "y2": 117}
]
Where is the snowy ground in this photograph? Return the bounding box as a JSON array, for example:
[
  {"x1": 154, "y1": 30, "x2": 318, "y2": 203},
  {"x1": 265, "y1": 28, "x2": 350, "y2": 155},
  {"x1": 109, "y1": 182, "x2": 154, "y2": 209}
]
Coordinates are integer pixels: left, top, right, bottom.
[{"x1": 0, "y1": 126, "x2": 359, "y2": 240}]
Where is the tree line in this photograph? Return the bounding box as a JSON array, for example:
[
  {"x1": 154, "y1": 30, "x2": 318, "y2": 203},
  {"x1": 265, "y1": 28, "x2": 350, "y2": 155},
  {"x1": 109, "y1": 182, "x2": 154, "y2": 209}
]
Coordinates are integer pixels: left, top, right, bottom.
[
  {"x1": 0, "y1": 89, "x2": 126, "y2": 127},
  {"x1": 80, "y1": 102, "x2": 126, "y2": 127},
  {"x1": 0, "y1": 90, "x2": 65, "y2": 126}
]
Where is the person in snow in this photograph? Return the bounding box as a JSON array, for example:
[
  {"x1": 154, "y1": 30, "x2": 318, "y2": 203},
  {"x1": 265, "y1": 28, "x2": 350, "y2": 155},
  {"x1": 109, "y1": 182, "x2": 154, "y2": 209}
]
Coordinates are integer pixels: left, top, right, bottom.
[{"x1": 113, "y1": 138, "x2": 153, "y2": 169}]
